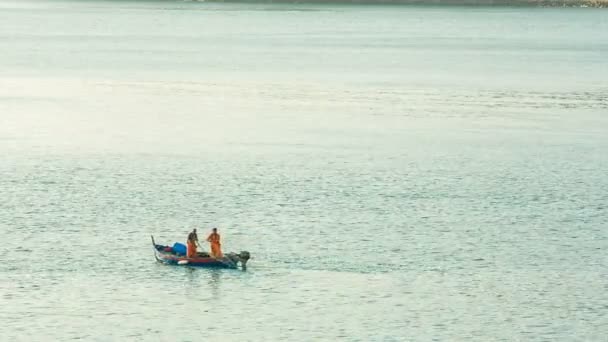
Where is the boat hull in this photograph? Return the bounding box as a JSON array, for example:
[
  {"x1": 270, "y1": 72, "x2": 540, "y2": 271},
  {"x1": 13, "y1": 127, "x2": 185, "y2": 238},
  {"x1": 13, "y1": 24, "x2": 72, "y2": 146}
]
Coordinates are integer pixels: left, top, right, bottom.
[{"x1": 154, "y1": 249, "x2": 238, "y2": 268}]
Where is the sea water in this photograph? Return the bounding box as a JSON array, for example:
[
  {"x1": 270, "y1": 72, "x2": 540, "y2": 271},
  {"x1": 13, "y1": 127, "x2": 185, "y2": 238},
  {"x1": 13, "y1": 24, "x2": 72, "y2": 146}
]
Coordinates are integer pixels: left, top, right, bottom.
[{"x1": 1, "y1": 0, "x2": 607, "y2": 340}]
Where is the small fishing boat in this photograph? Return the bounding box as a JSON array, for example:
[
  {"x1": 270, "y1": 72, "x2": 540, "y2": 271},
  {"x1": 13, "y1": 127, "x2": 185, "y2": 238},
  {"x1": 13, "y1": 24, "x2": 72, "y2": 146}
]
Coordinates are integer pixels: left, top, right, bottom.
[{"x1": 151, "y1": 235, "x2": 250, "y2": 269}]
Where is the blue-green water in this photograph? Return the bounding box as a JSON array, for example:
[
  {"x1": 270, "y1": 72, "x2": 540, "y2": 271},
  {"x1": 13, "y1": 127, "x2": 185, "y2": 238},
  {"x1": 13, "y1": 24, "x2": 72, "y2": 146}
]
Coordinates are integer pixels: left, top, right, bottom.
[{"x1": 1, "y1": 1, "x2": 607, "y2": 340}]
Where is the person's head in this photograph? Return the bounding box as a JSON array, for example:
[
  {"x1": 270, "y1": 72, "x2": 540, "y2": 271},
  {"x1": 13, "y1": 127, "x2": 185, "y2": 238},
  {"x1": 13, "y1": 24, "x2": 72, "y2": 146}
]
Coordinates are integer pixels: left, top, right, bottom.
[
  {"x1": 212, "y1": 228, "x2": 217, "y2": 233},
  {"x1": 193, "y1": 228, "x2": 197, "y2": 233}
]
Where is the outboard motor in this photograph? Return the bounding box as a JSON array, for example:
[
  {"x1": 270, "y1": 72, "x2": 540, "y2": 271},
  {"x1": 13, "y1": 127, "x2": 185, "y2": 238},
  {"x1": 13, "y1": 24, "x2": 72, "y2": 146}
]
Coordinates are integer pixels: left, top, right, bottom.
[
  {"x1": 224, "y1": 251, "x2": 251, "y2": 269},
  {"x1": 239, "y1": 251, "x2": 251, "y2": 268}
]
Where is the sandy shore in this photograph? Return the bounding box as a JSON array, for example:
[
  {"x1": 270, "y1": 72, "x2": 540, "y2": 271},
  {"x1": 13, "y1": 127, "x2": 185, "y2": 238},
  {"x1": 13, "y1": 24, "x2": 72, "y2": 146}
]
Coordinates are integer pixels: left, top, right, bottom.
[{"x1": 215, "y1": 0, "x2": 608, "y2": 7}]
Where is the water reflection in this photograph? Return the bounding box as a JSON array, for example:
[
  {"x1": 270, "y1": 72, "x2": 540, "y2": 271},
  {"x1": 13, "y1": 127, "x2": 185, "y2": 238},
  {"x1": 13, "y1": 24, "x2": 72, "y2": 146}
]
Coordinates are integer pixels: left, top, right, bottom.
[
  {"x1": 208, "y1": 269, "x2": 221, "y2": 298},
  {"x1": 182, "y1": 267, "x2": 223, "y2": 299}
]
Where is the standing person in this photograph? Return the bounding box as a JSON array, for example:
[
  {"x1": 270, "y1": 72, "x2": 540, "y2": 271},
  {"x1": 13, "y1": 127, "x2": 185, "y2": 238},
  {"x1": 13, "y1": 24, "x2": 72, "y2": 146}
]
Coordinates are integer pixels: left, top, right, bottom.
[
  {"x1": 206, "y1": 228, "x2": 223, "y2": 258},
  {"x1": 187, "y1": 228, "x2": 199, "y2": 258}
]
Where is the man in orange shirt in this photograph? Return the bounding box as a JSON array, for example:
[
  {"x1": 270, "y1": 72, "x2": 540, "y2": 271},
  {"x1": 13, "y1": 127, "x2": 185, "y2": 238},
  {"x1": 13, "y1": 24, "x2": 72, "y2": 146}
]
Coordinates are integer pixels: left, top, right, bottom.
[{"x1": 206, "y1": 228, "x2": 223, "y2": 258}]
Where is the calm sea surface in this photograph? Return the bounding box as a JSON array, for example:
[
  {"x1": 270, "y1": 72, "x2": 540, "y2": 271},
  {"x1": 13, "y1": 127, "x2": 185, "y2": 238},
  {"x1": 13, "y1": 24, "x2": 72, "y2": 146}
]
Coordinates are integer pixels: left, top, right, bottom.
[{"x1": 1, "y1": 0, "x2": 607, "y2": 340}]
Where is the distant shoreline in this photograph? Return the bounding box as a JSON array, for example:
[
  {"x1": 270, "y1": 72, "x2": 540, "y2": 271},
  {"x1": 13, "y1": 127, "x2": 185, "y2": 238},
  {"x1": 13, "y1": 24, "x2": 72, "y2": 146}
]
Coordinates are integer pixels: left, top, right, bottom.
[{"x1": 198, "y1": 0, "x2": 608, "y2": 7}]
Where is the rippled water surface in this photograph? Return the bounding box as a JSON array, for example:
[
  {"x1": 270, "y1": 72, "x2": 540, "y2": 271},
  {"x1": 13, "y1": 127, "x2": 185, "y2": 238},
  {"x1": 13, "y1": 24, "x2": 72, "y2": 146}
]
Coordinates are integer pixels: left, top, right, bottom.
[{"x1": 1, "y1": 1, "x2": 607, "y2": 340}]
